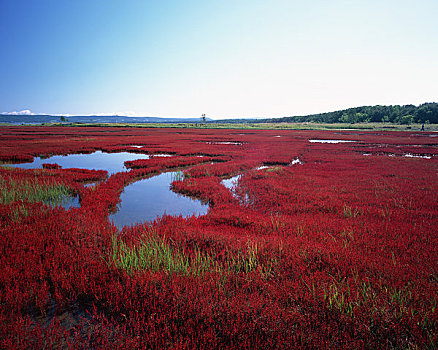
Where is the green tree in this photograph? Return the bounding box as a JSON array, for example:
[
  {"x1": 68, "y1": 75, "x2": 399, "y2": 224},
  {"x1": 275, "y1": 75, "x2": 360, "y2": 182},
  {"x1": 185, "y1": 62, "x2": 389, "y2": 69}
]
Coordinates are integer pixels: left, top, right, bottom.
[
  {"x1": 396, "y1": 115, "x2": 414, "y2": 125},
  {"x1": 339, "y1": 113, "x2": 350, "y2": 123}
]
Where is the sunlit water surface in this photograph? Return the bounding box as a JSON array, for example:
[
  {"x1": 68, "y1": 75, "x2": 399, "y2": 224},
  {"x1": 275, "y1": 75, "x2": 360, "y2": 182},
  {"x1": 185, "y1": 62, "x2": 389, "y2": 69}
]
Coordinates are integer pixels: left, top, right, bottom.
[
  {"x1": 52, "y1": 196, "x2": 80, "y2": 210},
  {"x1": 3, "y1": 151, "x2": 208, "y2": 223},
  {"x1": 6, "y1": 150, "x2": 150, "y2": 174},
  {"x1": 308, "y1": 139, "x2": 357, "y2": 143},
  {"x1": 109, "y1": 172, "x2": 208, "y2": 228}
]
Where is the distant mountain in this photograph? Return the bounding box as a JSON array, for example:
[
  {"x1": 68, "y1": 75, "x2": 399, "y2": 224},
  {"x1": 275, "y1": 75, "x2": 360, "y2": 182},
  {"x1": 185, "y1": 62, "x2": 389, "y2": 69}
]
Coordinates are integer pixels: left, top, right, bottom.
[{"x1": 0, "y1": 114, "x2": 212, "y2": 124}]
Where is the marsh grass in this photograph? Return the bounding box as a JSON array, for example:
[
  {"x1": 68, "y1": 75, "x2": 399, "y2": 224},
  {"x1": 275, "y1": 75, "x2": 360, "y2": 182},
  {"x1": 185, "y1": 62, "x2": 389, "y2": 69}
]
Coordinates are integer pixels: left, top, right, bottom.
[
  {"x1": 342, "y1": 205, "x2": 362, "y2": 218},
  {"x1": 111, "y1": 230, "x2": 277, "y2": 279},
  {"x1": 264, "y1": 166, "x2": 283, "y2": 173},
  {"x1": 9, "y1": 203, "x2": 29, "y2": 222},
  {"x1": 170, "y1": 170, "x2": 185, "y2": 182},
  {"x1": 110, "y1": 231, "x2": 191, "y2": 276},
  {"x1": 0, "y1": 176, "x2": 75, "y2": 206},
  {"x1": 60, "y1": 121, "x2": 438, "y2": 131},
  {"x1": 319, "y1": 274, "x2": 437, "y2": 346}
]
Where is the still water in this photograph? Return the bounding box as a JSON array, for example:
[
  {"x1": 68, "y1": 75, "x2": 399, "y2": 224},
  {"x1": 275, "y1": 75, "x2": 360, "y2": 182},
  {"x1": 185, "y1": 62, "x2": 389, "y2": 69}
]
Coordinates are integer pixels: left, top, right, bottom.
[
  {"x1": 3, "y1": 151, "x2": 208, "y2": 225},
  {"x1": 308, "y1": 139, "x2": 356, "y2": 144},
  {"x1": 109, "y1": 172, "x2": 208, "y2": 228},
  {"x1": 7, "y1": 150, "x2": 150, "y2": 174},
  {"x1": 51, "y1": 195, "x2": 80, "y2": 210},
  {"x1": 221, "y1": 175, "x2": 241, "y2": 192}
]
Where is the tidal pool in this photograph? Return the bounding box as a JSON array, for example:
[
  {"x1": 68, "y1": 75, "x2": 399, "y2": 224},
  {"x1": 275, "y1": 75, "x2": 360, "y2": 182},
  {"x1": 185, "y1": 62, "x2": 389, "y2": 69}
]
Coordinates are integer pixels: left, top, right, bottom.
[
  {"x1": 109, "y1": 172, "x2": 209, "y2": 228},
  {"x1": 309, "y1": 139, "x2": 357, "y2": 144},
  {"x1": 3, "y1": 152, "x2": 208, "y2": 226},
  {"x1": 363, "y1": 153, "x2": 432, "y2": 159},
  {"x1": 221, "y1": 175, "x2": 252, "y2": 205},
  {"x1": 221, "y1": 175, "x2": 241, "y2": 192},
  {"x1": 207, "y1": 141, "x2": 243, "y2": 145},
  {"x1": 290, "y1": 158, "x2": 303, "y2": 165},
  {"x1": 5, "y1": 150, "x2": 150, "y2": 174},
  {"x1": 52, "y1": 195, "x2": 80, "y2": 210}
]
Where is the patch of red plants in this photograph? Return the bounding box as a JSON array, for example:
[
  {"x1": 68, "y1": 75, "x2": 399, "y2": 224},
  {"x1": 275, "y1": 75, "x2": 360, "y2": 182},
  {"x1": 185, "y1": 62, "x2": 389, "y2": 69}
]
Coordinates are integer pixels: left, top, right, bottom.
[{"x1": 0, "y1": 126, "x2": 437, "y2": 349}]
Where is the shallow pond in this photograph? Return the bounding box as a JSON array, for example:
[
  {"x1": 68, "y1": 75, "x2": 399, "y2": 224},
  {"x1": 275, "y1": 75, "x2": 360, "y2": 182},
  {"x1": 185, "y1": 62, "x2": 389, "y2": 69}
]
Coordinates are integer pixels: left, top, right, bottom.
[
  {"x1": 3, "y1": 151, "x2": 207, "y2": 225},
  {"x1": 363, "y1": 153, "x2": 432, "y2": 159},
  {"x1": 109, "y1": 172, "x2": 209, "y2": 228},
  {"x1": 308, "y1": 139, "x2": 357, "y2": 144},
  {"x1": 207, "y1": 141, "x2": 243, "y2": 145},
  {"x1": 221, "y1": 175, "x2": 241, "y2": 192},
  {"x1": 6, "y1": 150, "x2": 151, "y2": 174},
  {"x1": 52, "y1": 195, "x2": 80, "y2": 210},
  {"x1": 290, "y1": 158, "x2": 303, "y2": 165}
]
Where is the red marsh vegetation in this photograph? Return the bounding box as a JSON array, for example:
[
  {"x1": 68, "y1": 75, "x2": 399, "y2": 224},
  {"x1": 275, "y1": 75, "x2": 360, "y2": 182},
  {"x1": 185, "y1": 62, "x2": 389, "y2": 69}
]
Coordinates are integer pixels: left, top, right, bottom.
[{"x1": 0, "y1": 126, "x2": 437, "y2": 349}]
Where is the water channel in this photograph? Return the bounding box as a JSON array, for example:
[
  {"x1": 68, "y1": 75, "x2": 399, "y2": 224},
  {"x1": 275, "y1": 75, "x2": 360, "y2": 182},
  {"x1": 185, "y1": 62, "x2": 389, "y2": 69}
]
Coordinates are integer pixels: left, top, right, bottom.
[
  {"x1": 308, "y1": 139, "x2": 357, "y2": 143},
  {"x1": 109, "y1": 172, "x2": 208, "y2": 228},
  {"x1": 2, "y1": 151, "x2": 209, "y2": 227},
  {"x1": 6, "y1": 150, "x2": 151, "y2": 174}
]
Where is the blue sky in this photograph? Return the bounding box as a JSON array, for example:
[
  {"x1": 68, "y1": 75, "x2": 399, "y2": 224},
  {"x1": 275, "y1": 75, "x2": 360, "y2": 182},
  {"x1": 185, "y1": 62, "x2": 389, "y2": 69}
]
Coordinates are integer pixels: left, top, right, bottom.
[{"x1": 1, "y1": 0, "x2": 437, "y2": 119}]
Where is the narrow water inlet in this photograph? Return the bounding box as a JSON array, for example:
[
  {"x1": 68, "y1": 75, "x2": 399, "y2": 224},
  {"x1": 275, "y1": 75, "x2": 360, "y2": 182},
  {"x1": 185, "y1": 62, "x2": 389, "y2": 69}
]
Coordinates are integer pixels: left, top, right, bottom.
[
  {"x1": 109, "y1": 171, "x2": 209, "y2": 229},
  {"x1": 404, "y1": 153, "x2": 432, "y2": 159},
  {"x1": 50, "y1": 195, "x2": 80, "y2": 210},
  {"x1": 221, "y1": 174, "x2": 242, "y2": 192},
  {"x1": 290, "y1": 158, "x2": 303, "y2": 165},
  {"x1": 3, "y1": 150, "x2": 151, "y2": 174},
  {"x1": 2, "y1": 152, "x2": 209, "y2": 227},
  {"x1": 363, "y1": 153, "x2": 432, "y2": 159},
  {"x1": 221, "y1": 174, "x2": 253, "y2": 205},
  {"x1": 309, "y1": 139, "x2": 357, "y2": 143},
  {"x1": 207, "y1": 141, "x2": 243, "y2": 145},
  {"x1": 222, "y1": 159, "x2": 303, "y2": 194}
]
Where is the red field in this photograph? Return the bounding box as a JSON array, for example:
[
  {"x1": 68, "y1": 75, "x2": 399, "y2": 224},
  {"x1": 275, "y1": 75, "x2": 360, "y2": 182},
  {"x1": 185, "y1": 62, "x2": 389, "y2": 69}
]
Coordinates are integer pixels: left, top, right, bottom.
[{"x1": 0, "y1": 126, "x2": 437, "y2": 349}]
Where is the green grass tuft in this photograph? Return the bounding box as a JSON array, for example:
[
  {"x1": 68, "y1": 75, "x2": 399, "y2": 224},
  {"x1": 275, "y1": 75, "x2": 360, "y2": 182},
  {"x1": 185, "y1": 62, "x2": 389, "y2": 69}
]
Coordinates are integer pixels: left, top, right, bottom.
[
  {"x1": 111, "y1": 230, "x2": 278, "y2": 279},
  {"x1": 0, "y1": 176, "x2": 75, "y2": 206}
]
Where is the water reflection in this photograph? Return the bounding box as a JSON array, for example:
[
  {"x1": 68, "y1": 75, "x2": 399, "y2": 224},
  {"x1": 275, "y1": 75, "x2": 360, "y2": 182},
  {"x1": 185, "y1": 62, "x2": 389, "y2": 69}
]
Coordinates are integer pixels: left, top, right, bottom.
[
  {"x1": 207, "y1": 141, "x2": 243, "y2": 145},
  {"x1": 50, "y1": 195, "x2": 80, "y2": 210},
  {"x1": 3, "y1": 151, "x2": 209, "y2": 226},
  {"x1": 221, "y1": 175, "x2": 251, "y2": 204},
  {"x1": 308, "y1": 139, "x2": 356, "y2": 144},
  {"x1": 290, "y1": 158, "x2": 303, "y2": 165},
  {"x1": 109, "y1": 172, "x2": 208, "y2": 228},
  {"x1": 221, "y1": 175, "x2": 241, "y2": 192},
  {"x1": 5, "y1": 150, "x2": 150, "y2": 174},
  {"x1": 363, "y1": 153, "x2": 432, "y2": 159}
]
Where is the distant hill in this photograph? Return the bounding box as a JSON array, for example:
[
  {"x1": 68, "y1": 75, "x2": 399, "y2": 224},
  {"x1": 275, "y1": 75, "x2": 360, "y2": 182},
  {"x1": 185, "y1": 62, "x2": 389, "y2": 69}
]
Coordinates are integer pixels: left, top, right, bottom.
[
  {"x1": 206, "y1": 103, "x2": 438, "y2": 125},
  {"x1": 268, "y1": 103, "x2": 438, "y2": 124},
  {"x1": 2, "y1": 103, "x2": 437, "y2": 125},
  {"x1": 0, "y1": 114, "x2": 211, "y2": 124}
]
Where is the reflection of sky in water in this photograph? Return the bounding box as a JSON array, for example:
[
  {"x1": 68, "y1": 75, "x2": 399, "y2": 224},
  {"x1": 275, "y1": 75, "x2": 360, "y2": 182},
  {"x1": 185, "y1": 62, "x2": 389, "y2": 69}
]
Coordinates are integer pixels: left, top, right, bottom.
[
  {"x1": 221, "y1": 175, "x2": 241, "y2": 197},
  {"x1": 308, "y1": 139, "x2": 356, "y2": 143},
  {"x1": 109, "y1": 172, "x2": 208, "y2": 228},
  {"x1": 221, "y1": 174, "x2": 251, "y2": 204},
  {"x1": 363, "y1": 153, "x2": 432, "y2": 159},
  {"x1": 3, "y1": 152, "x2": 208, "y2": 226},
  {"x1": 50, "y1": 195, "x2": 80, "y2": 210},
  {"x1": 6, "y1": 151, "x2": 150, "y2": 174}
]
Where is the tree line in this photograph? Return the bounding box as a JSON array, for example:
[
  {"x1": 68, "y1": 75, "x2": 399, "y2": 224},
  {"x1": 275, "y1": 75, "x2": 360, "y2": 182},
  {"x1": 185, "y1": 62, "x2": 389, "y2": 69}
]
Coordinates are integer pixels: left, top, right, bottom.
[{"x1": 269, "y1": 102, "x2": 438, "y2": 124}]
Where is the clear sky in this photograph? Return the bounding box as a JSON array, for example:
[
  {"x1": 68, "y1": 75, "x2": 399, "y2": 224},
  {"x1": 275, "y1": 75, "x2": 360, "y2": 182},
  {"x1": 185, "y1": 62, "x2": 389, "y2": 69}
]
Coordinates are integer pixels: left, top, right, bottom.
[{"x1": 1, "y1": 0, "x2": 437, "y2": 119}]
